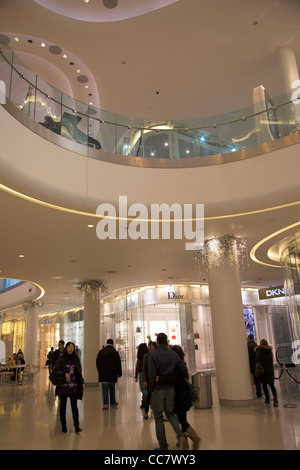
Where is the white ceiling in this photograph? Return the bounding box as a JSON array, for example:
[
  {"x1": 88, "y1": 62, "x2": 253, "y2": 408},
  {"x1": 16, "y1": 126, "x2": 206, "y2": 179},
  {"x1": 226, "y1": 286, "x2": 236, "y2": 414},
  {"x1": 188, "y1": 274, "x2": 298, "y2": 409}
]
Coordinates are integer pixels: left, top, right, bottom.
[{"x1": 0, "y1": 0, "x2": 300, "y2": 318}]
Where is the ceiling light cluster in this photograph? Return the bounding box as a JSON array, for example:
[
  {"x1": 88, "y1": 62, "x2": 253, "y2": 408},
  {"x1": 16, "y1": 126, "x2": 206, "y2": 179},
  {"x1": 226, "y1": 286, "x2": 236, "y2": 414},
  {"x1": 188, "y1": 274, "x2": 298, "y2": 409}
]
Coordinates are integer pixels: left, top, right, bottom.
[{"x1": 194, "y1": 235, "x2": 248, "y2": 274}]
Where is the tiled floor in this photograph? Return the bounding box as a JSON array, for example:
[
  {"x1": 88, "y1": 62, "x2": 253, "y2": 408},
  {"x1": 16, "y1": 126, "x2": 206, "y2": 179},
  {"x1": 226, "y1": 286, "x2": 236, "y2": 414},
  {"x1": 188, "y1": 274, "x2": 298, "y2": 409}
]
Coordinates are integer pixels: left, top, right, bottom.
[{"x1": 0, "y1": 367, "x2": 299, "y2": 450}]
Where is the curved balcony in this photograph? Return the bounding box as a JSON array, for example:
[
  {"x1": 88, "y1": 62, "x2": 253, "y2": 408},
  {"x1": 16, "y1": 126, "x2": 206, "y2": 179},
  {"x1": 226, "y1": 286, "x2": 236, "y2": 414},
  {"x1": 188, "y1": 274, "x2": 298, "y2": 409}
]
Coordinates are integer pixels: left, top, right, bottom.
[
  {"x1": 0, "y1": 278, "x2": 44, "y2": 312},
  {"x1": 1, "y1": 45, "x2": 300, "y2": 166}
]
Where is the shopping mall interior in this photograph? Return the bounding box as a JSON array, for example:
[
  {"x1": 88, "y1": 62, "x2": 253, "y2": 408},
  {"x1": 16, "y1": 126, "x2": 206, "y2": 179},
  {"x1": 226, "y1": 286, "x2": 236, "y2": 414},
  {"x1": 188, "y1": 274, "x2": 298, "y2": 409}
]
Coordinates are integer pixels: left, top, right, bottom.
[{"x1": 0, "y1": 0, "x2": 300, "y2": 452}]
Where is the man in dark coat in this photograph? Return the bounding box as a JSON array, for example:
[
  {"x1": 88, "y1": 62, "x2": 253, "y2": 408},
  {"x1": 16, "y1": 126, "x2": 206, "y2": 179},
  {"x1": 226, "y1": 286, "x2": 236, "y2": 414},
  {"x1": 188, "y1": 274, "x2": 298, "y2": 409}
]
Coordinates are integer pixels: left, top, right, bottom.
[
  {"x1": 96, "y1": 339, "x2": 122, "y2": 409},
  {"x1": 52, "y1": 340, "x2": 65, "y2": 368}
]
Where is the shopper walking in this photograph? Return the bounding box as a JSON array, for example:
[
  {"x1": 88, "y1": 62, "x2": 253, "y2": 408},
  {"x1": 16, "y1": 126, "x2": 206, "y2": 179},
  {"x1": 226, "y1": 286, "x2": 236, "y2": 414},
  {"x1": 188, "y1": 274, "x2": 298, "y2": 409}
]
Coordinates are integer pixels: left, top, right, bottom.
[
  {"x1": 52, "y1": 340, "x2": 65, "y2": 368},
  {"x1": 55, "y1": 341, "x2": 84, "y2": 433},
  {"x1": 96, "y1": 339, "x2": 122, "y2": 410},
  {"x1": 47, "y1": 347, "x2": 55, "y2": 375},
  {"x1": 135, "y1": 342, "x2": 148, "y2": 409},
  {"x1": 247, "y1": 334, "x2": 262, "y2": 397},
  {"x1": 142, "y1": 341, "x2": 157, "y2": 419},
  {"x1": 149, "y1": 333, "x2": 189, "y2": 450},
  {"x1": 255, "y1": 339, "x2": 278, "y2": 407},
  {"x1": 170, "y1": 345, "x2": 200, "y2": 450}
]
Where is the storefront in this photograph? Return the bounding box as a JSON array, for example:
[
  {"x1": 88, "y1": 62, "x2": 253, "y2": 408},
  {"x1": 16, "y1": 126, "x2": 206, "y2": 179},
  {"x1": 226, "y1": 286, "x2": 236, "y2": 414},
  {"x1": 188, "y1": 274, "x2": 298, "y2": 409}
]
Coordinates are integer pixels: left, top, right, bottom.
[
  {"x1": 38, "y1": 307, "x2": 84, "y2": 367},
  {"x1": 0, "y1": 284, "x2": 294, "y2": 372},
  {"x1": 100, "y1": 284, "x2": 294, "y2": 376}
]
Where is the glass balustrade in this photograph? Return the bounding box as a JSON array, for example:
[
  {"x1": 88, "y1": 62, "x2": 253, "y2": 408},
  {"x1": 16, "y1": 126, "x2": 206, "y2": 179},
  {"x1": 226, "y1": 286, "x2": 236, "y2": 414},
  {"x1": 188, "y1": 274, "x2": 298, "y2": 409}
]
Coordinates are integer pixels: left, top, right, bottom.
[
  {"x1": 0, "y1": 279, "x2": 22, "y2": 292},
  {"x1": 1, "y1": 44, "x2": 299, "y2": 161}
]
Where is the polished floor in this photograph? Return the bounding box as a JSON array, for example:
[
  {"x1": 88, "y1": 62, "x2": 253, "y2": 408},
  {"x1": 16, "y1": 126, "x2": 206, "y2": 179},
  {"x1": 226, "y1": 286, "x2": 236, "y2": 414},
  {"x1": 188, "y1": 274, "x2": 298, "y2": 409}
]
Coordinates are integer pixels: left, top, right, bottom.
[{"x1": 0, "y1": 367, "x2": 299, "y2": 451}]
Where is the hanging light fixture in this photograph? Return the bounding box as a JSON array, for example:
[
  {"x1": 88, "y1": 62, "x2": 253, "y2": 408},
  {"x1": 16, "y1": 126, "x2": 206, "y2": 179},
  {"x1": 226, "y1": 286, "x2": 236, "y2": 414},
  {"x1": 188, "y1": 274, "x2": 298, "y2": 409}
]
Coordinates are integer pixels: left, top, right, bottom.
[{"x1": 194, "y1": 234, "x2": 248, "y2": 274}]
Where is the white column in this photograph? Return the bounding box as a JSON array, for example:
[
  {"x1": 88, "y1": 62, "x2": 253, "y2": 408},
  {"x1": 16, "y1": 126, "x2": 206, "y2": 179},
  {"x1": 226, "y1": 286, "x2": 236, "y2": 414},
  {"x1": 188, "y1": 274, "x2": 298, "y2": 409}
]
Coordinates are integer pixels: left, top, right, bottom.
[
  {"x1": 276, "y1": 47, "x2": 300, "y2": 124},
  {"x1": 83, "y1": 288, "x2": 100, "y2": 385},
  {"x1": 208, "y1": 257, "x2": 253, "y2": 405},
  {"x1": 277, "y1": 47, "x2": 299, "y2": 92},
  {"x1": 24, "y1": 301, "x2": 39, "y2": 366}
]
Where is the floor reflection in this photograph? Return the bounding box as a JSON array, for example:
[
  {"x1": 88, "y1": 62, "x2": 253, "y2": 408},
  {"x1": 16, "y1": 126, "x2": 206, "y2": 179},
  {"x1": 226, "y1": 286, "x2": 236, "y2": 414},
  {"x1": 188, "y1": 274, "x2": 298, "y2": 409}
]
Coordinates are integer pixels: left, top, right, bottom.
[{"x1": 0, "y1": 368, "x2": 299, "y2": 450}]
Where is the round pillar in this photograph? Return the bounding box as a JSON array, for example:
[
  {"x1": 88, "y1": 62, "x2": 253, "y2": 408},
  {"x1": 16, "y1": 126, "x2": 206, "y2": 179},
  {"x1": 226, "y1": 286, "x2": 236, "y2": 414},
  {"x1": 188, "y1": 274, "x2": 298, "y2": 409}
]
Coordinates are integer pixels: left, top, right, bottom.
[
  {"x1": 208, "y1": 257, "x2": 253, "y2": 405},
  {"x1": 24, "y1": 301, "x2": 39, "y2": 366},
  {"x1": 277, "y1": 47, "x2": 300, "y2": 92},
  {"x1": 196, "y1": 235, "x2": 253, "y2": 405},
  {"x1": 81, "y1": 282, "x2": 101, "y2": 385},
  {"x1": 276, "y1": 47, "x2": 300, "y2": 125}
]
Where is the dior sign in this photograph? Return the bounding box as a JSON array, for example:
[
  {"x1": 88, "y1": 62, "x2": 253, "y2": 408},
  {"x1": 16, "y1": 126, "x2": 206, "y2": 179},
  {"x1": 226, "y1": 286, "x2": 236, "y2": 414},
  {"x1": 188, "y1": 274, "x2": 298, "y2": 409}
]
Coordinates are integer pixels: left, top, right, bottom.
[{"x1": 167, "y1": 291, "x2": 184, "y2": 300}]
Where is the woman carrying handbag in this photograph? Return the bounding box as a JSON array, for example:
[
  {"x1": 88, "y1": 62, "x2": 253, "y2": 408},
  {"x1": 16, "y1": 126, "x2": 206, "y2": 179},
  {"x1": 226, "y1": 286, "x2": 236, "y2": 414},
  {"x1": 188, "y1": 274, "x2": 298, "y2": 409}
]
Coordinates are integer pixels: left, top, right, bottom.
[{"x1": 53, "y1": 341, "x2": 85, "y2": 433}]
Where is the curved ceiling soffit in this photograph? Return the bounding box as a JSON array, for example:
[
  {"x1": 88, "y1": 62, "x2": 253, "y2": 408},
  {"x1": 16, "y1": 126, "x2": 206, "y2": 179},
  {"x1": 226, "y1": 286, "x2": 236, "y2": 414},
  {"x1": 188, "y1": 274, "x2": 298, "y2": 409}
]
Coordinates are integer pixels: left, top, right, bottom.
[
  {"x1": 250, "y1": 221, "x2": 300, "y2": 269},
  {"x1": 1, "y1": 182, "x2": 299, "y2": 225},
  {"x1": 1, "y1": 32, "x2": 100, "y2": 110},
  {"x1": 0, "y1": 279, "x2": 45, "y2": 312},
  {"x1": 32, "y1": 0, "x2": 180, "y2": 22}
]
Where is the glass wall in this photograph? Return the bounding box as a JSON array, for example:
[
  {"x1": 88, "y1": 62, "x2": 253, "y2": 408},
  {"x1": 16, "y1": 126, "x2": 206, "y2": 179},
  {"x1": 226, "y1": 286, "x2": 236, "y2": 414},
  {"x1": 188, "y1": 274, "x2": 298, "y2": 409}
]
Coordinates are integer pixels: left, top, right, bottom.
[{"x1": 38, "y1": 307, "x2": 84, "y2": 367}]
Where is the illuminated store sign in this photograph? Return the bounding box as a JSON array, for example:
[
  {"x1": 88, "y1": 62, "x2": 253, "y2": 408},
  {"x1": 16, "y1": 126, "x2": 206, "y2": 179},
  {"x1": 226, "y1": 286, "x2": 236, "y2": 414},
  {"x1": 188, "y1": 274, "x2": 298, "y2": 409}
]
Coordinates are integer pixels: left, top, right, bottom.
[
  {"x1": 258, "y1": 286, "x2": 286, "y2": 300},
  {"x1": 167, "y1": 291, "x2": 184, "y2": 300}
]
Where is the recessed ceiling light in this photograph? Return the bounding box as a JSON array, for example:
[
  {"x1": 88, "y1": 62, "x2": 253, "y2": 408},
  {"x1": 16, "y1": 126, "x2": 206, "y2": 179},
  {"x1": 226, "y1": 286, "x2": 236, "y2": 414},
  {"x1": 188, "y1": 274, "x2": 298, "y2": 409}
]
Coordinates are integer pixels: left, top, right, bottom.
[
  {"x1": 63, "y1": 54, "x2": 67, "y2": 59},
  {"x1": 76, "y1": 69, "x2": 81, "y2": 73},
  {"x1": 84, "y1": 0, "x2": 90, "y2": 3},
  {"x1": 14, "y1": 37, "x2": 19, "y2": 42},
  {"x1": 41, "y1": 42, "x2": 46, "y2": 47},
  {"x1": 18, "y1": 254, "x2": 25, "y2": 258},
  {"x1": 87, "y1": 224, "x2": 94, "y2": 228},
  {"x1": 85, "y1": 85, "x2": 89, "y2": 89}
]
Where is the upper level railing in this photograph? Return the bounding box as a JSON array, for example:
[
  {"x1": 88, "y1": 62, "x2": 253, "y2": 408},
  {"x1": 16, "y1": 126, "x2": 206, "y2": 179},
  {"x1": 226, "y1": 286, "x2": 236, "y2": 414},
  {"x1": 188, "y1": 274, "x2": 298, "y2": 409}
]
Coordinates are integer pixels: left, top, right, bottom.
[
  {"x1": 1, "y1": 45, "x2": 300, "y2": 161},
  {"x1": 0, "y1": 279, "x2": 22, "y2": 293}
]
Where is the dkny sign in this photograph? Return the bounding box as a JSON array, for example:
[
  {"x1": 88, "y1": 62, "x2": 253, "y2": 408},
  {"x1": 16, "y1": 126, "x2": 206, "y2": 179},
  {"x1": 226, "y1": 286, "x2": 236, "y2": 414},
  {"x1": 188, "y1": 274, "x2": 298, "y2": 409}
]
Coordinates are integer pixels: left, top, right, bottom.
[{"x1": 258, "y1": 286, "x2": 286, "y2": 300}]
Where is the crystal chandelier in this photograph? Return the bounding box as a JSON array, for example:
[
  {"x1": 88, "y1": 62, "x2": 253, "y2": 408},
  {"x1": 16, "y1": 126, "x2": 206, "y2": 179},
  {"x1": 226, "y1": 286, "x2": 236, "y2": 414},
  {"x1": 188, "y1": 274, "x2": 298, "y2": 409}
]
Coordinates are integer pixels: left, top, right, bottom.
[{"x1": 194, "y1": 234, "x2": 248, "y2": 274}]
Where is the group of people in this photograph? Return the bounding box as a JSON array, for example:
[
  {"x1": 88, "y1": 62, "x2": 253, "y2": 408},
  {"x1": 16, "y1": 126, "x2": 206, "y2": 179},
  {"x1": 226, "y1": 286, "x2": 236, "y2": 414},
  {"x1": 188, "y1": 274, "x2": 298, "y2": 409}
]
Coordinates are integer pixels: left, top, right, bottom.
[
  {"x1": 247, "y1": 334, "x2": 278, "y2": 407},
  {"x1": 6, "y1": 349, "x2": 25, "y2": 365},
  {"x1": 5, "y1": 349, "x2": 25, "y2": 381},
  {"x1": 135, "y1": 334, "x2": 200, "y2": 450},
  {"x1": 48, "y1": 332, "x2": 277, "y2": 447},
  {"x1": 48, "y1": 334, "x2": 200, "y2": 450}
]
